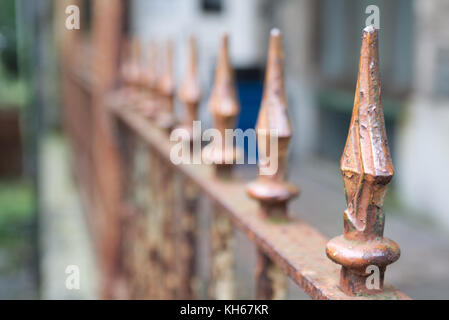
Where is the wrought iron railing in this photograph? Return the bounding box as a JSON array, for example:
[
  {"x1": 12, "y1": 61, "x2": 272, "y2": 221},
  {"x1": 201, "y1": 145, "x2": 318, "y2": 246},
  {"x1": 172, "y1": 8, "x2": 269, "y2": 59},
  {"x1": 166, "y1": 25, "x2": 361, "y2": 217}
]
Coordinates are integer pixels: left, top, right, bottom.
[{"x1": 62, "y1": 0, "x2": 408, "y2": 300}]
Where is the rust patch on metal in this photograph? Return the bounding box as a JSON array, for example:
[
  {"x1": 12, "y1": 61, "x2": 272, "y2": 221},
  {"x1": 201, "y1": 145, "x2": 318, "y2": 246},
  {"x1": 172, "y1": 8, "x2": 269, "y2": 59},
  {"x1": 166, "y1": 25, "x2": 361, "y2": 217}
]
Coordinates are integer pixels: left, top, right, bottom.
[
  {"x1": 210, "y1": 209, "x2": 235, "y2": 300},
  {"x1": 146, "y1": 152, "x2": 169, "y2": 299},
  {"x1": 177, "y1": 179, "x2": 199, "y2": 299},
  {"x1": 256, "y1": 250, "x2": 287, "y2": 300}
]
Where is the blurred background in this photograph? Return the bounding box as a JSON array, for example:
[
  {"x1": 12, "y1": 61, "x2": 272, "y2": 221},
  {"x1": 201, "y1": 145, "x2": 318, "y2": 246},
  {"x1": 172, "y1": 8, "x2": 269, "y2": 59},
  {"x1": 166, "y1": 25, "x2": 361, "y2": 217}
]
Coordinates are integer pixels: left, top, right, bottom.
[{"x1": 1, "y1": 0, "x2": 449, "y2": 299}]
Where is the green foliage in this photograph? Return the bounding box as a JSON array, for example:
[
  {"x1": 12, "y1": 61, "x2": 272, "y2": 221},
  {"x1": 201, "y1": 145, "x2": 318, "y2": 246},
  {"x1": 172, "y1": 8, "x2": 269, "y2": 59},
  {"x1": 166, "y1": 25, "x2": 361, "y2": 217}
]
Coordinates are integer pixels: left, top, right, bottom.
[
  {"x1": 0, "y1": 180, "x2": 34, "y2": 233},
  {"x1": 0, "y1": 0, "x2": 16, "y2": 29},
  {"x1": 0, "y1": 180, "x2": 34, "y2": 278},
  {"x1": 0, "y1": 48, "x2": 28, "y2": 107},
  {"x1": 0, "y1": 0, "x2": 18, "y2": 76},
  {"x1": 0, "y1": 0, "x2": 27, "y2": 107}
]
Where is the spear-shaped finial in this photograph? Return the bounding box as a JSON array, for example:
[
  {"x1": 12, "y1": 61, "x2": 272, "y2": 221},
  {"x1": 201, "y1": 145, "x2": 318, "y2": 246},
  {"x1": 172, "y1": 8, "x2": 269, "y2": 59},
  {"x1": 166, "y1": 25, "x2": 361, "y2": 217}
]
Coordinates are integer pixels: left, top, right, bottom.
[
  {"x1": 202, "y1": 33, "x2": 241, "y2": 179},
  {"x1": 132, "y1": 38, "x2": 141, "y2": 63},
  {"x1": 246, "y1": 29, "x2": 299, "y2": 219},
  {"x1": 139, "y1": 40, "x2": 160, "y2": 118},
  {"x1": 177, "y1": 36, "x2": 202, "y2": 141},
  {"x1": 131, "y1": 38, "x2": 143, "y2": 87},
  {"x1": 120, "y1": 38, "x2": 141, "y2": 89},
  {"x1": 209, "y1": 34, "x2": 240, "y2": 119},
  {"x1": 119, "y1": 37, "x2": 144, "y2": 104},
  {"x1": 119, "y1": 38, "x2": 131, "y2": 84},
  {"x1": 326, "y1": 26, "x2": 400, "y2": 296},
  {"x1": 144, "y1": 40, "x2": 159, "y2": 91},
  {"x1": 156, "y1": 40, "x2": 176, "y2": 131}
]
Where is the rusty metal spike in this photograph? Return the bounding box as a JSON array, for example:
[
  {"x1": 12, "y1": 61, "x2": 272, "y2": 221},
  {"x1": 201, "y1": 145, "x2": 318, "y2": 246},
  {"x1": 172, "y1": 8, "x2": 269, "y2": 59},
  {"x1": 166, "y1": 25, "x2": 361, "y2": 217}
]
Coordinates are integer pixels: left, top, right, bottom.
[
  {"x1": 119, "y1": 38, "x2": 131, "y2": 79},
  {"x1": 131, "y1": 37, "x2": 143, "y2": 87},
  {"x1": 177, "y1": 36, "x2": 202, "y2": 141},
  {"x1": 119, "y1": 40, "x2": 129, "y2": 83},
  {"x1": 209, "y1": 33, "x2": 240, "y2": 123},
  {"x1": 326, "y1": 26, "x2": 400, "y2": 296},
  {"x1": 203, "y1": 33, "x2": 241, "y2": 179},
  {"x1": 145, "y1": 40, "x2": 159, "y2": 90},
  {"x1": 247, "y1": 29, "x2": 298, "y2": 219},
  {"x1": 120, "y1": 37, "x2": 143, "y2": 101},
  {"x1": 131, "y1": 37, "x2": 142, "y2": 66},
  {"x1": 156, "y1": 40, "x2": 176, "y2": 131},
  {"x1": 158, "y1": 40, "x2": 175, "y2": 97},
  {"x1": 257, "y1": 29, "x2": 292, "y2": 139},
  {"x1": 179, "y1": 36, "x2": 201, "y2": 106},
  {"x1": 138, "y1": 40, "x2": 160, "y2": 118}
]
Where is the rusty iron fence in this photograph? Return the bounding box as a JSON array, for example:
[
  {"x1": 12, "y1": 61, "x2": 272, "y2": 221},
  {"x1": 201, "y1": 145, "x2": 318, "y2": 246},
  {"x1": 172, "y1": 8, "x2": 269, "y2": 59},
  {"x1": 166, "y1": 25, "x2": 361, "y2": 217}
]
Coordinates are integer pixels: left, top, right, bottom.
[{"x1": 61, "y1": 0, "x2": 409, "y2": 300}]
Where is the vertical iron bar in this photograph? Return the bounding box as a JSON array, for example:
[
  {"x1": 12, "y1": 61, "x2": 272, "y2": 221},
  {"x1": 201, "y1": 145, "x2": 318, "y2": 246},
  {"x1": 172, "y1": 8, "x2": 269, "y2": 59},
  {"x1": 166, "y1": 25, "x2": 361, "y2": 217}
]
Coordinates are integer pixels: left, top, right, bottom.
[
  {"x1": 255, "y1": 251, "x2": 287, "y2": 300},
  {"x1": 153, "y1": 40, "x2": 178, "y2": 299},
  {"x1": 161, "y1": 163, "x2": 178, "y2": 298},
  {"x1": 209, "y1": 202, "x2": 235, "y2": 300},
  {"x1": 146, "y1": 152, "x2": 166, "y2": 299},
  {"x1": 247, "y1": 29, "x2": 299, "y2": 300},
  {"x1": 176, "y1": 36, "x2": 202, "y2": 299},
  {"x1": 203, "y1": 34, "x2": 240, "y2": 300},
  {"x1": 177, "y1": 178, "x2": 199, "y2": 299}
]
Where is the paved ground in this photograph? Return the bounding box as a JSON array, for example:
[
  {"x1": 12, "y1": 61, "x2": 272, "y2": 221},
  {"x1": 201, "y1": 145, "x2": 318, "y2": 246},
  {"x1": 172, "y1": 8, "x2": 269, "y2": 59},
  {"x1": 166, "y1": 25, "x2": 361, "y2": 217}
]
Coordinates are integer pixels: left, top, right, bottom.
[
  {"x1": 40, "y1": 136, "x2": 449, "y2": 299},
  {"x1": 39, "y1": 135, "x2": 98, "y2": 299}
]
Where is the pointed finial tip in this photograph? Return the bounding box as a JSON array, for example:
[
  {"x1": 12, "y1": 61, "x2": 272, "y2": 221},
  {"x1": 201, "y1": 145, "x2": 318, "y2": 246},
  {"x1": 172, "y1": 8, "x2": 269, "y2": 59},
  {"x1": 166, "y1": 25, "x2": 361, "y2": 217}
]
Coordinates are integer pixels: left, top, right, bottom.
[
  {"x1": 221, "y1": 33, "x2": 229, "y2": 43},
  {"x1": 363, "y1": 25, "x2": 377, "y2": 34},
  {"x1": 270, "y1": 28, "x2": 281, "y2": 37},
  {"x1": 268, "y1": 28, "x2": 283, "y2": 52}
]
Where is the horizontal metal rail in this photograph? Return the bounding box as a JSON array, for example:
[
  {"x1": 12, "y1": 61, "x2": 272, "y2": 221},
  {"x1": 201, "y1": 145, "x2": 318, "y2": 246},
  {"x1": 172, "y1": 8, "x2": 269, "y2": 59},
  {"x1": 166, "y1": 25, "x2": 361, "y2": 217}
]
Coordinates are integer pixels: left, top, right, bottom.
[{"x1": 108, "y1": 94, "x2": 409, "y2": 300}]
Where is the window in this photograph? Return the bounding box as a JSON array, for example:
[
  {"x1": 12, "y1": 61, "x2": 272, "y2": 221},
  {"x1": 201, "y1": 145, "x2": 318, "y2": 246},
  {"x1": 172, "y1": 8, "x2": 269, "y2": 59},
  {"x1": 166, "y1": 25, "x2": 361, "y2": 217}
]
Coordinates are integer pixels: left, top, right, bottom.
[{"x1": 202, "y1": 0, "x2": 222, "y2": 13}]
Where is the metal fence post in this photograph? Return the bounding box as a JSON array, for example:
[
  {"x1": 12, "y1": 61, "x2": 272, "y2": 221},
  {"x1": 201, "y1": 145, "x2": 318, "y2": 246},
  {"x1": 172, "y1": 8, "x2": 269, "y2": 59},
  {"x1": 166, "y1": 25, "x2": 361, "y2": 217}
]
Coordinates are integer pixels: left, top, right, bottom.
[
  {"x1": 153, "y1": 40, "x2": 178, "y2": 298},
  {"x1": 247, "y1": 29, "x2": 299, "y2": 300},
  {"x1": 203, "y1": 34, "x2": 240, "y2": 300},
  {"x1": 176, "y1": 36, "x2": 202, "y2": 299},
  {"x1": 326, "y1": 26, "x2": 400, "y2": 296},
  {"x1": 146, "y1": 62, "x2": 165, "y2": 300}
]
